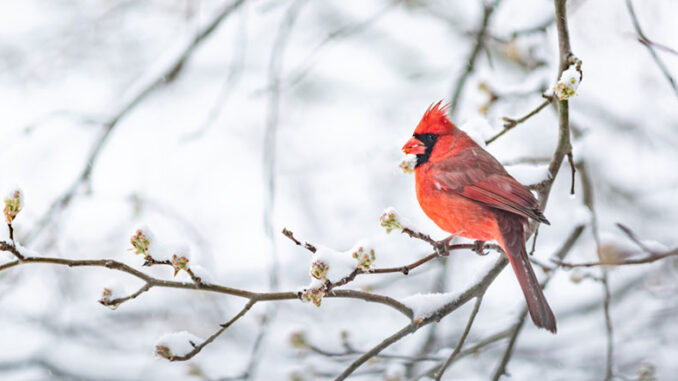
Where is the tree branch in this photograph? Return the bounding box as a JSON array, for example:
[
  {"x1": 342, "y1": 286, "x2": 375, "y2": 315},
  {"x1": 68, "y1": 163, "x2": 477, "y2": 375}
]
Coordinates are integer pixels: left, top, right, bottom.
[
  {"x1": 626, "y1": 0, "x2": 678, "y2": 99},
  {"x1": 448, "y1": 0, "x2": 502, "y2": 116},
  {"x1": 486, "y1": 95, "x2": 554, "y2": 145},
  {"x1": 24, "y1": 0, "x2": 247, "y2": 245},
  {"x1": 555, "y1": 223, "x2": 678, "y2": 268},
  {"x1": 433, "y1": 294, "x2": 484, "y2": 380},
  {"x1": 334, "y1": 255, "x2": 509, "y2": 380},
  {"x1": 0, "y1": 241, "x2": 413, "y2": 319},
  {"x1": 169, "y1": 300, "x2": 257, "y2": 361}
]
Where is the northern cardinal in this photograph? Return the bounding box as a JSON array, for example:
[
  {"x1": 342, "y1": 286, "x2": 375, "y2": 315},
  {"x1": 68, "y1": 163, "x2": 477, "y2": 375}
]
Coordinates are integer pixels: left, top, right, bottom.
[{"x1": 402, "y1": 102, "x2": 556, "y2": 333}]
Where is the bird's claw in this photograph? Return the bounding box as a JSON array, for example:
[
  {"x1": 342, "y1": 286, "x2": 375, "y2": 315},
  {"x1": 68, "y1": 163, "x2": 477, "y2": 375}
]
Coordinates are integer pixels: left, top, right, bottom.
[
  {"x1": 434, "y1": 236, "x2": 454, "y2": 257},
  {"x1": 434, "y1": 242, "x2": 449, "y2": 257},
  {"x1": 473, "y1": 240, "x2": 488, "y2": 256}
]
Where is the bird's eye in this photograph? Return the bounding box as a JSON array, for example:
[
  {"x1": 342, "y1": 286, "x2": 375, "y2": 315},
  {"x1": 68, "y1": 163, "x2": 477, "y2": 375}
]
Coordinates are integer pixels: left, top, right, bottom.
[{"x1": 413, "y1": 133, "x2": 438, "y2": 148}]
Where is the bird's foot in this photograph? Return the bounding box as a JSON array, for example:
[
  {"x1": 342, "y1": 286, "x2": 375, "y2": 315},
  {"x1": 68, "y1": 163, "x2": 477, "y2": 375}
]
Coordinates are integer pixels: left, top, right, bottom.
[
  {"x1": 434, "y1": 236, "x2": 454, "y2": 257},
  {"x1": 473, "y1": 240, "x2": 488, "y2": 256}
]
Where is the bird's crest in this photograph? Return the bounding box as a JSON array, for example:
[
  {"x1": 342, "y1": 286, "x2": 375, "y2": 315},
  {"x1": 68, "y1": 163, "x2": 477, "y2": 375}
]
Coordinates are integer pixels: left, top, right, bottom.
[{"x1": 414, "y1": 101, "x2": 455, "y2": 135}]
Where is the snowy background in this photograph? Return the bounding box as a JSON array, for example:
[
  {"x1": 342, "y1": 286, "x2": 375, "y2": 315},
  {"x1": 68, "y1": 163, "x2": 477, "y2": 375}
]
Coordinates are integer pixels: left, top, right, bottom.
[{"x1": 1, "y1": 0, "x2": 678, "y2": 379}]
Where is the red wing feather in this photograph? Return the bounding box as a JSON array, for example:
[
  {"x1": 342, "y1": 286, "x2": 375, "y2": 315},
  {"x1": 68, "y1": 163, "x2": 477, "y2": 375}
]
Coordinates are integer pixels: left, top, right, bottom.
[{"x1": 432, "y1": 148, "x2": 549, "y2": 224}]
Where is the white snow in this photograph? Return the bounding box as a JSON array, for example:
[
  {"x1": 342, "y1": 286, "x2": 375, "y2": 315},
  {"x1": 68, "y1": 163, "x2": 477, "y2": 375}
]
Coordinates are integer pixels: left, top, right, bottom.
[
  {"x1": 133, "y1": 226, "x2": 191, "y2": 263},
  {"x1": 384, "y1": 363, "x2": 406, "y2": 380},
  {"x1": 154, "y1": 331, "x2": 202, "y2": 358},
  {"x1": 505, "y1": 163, "x2": 550, "y2": 185},
  {"x1": 380, "y1": 206, "x2": 415, "y2": 233},
  {"x1": 305, "y1": 276, "x2": 325, "y2": 291},
  {"x1": 571, "y1": 205, "x2": 592, "y2": 226},
  {"x1": 155, "y1": 243, "x2": 192, "y2": 263},
  {"x1": 14, "y1": 240, "x2": 41, "y2": 258},
  {"x1": 398, "y1": 153, "x2": 417, "y2": 174},
  {"x1": 311, "y1": 246, "x2": 356, "y2": 283},
  {"x1": 100, "y1": 282, "x2": 126, "y2": 307},
  {"x1": 553, "y1": 66, "x2": 581, "y2": 100},
  {"x1": 459, "y1": 117, "x2": 495, "y2": 148},
  {"x1": 401, "y1": 292, "x2": 462, "y2": 319},
  {"x1": 177, "y1": 264, "x2": 213, "y2": 284}
]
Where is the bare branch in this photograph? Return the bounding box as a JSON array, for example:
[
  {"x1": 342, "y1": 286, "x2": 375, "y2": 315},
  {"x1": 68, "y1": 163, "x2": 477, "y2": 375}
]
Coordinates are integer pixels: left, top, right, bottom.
[
  {"x1": 536, "y1": 0, "x2": 577, "y2": 211},
  {"x1": 263, "y1": 0, "x2": 307, "y2": 292},
  {"x1": 0, "y1": 241, "x2": 414, "y2": 319},
  {"x1": 283, "y1": 1, "x2": 398, "y2": 89},
  {"x1": 555, "y1": 224, "x2": 678, "y2": 268},
  {"x1": 99, "y1": 283, "x2": 152, "y2": 308},
  {"x1": 169, "y1": 300, "x2": 256, "y2": 361},
  {"x1": 567, "y1": 150, "x2": 576, "y2": 195},
  {"x1": 626, "y1": 0, "x2": 678, "y2": 99},
  {"x1": 24, "y1": 0, "x2": 247, "y2": 244},
  {"x1": 486, "y1": 96, "x2": 553, "y2": 145},
  {"x1": 449, "y1": 0, "x2": 502, "y2": 116},
  {"x1": 335, "y1": 255, "x2": 509, "y2": 380},
  {"x1": 434, "y1": 294, "x2": 484, "y2": 380},
  {"x1": 282, "y1": 228, "x2": 317, "y2": 253},
  {"x1": 601, "y1": 270, "x2": 614, "y2": 381}
]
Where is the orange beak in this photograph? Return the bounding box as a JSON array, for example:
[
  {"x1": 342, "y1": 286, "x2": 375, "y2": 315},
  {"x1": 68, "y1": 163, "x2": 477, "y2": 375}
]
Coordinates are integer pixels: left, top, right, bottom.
[{"x1": 402, "y1": 136, "x2": 426, "y2": 155}]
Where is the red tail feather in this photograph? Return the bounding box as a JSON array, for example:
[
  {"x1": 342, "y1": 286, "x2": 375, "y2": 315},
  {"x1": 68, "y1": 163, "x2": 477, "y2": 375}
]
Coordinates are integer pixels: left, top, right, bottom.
[{"x1": 506, "y1": 246, "x2": 557, "y2": 333}]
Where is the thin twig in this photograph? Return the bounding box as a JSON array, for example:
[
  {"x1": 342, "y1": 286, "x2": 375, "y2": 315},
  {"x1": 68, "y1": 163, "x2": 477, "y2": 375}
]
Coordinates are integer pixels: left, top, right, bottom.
[
  {"x1": 433, "y1": 294, "x2": 484, "y2": 380},
  {"x1": 636, "y1": 37, "x2": 678, "y2": 56},
  {"x1": 510, "y1": 17, "x2": 556, "y2": 38},
  {"x1": 567, "y1": 150, "x2": 576, "y2": 195},
  {"x1": 170, "y1": 300, "x2": 256, "y2": 361},
  {"x1": 24, "y1": 0, "x2": 247, "y2": 245},
  {"x1": 626, "y1": 0, "x2": 678, "y2": 99},
  {"x1": 283, "y1": 1, "x2": 399, "y2": 89},
  {"x1": 448, "y1": 0, "x2": 502, "y2": 116},
  {"x1": 491, "y1": 309, "x2": 528, "y2": 381},
  {"x1": 305, "y1": 342, "x2": 442, "y2": 362},
  {"x1": 555, "y1": 216, "x2": 678, "y2": 268},
  {"x1": 282, "y1": 228, "x2": 317, "y2": 253},
  {"x1": 326, "y1": 243, "x2": 503, "y2": 293},
  {"x1": 263, "y1": 0, "x2": 307, "y2": 292},
  {"x1": 486, "y1": 96, "x2": 553, "y2": 145},
  {"x1": 99, "y1": 283, "x2": 152, "y2": 308},
  {"x1": 579, "y1": 161, "x2": 614, "y2": 381},
  {"x1": 412, "y1": 328, "x2": 514, "y2": 380},
  {"x1": 601, "y1": 271, "x2": 614, "y2": 381}
]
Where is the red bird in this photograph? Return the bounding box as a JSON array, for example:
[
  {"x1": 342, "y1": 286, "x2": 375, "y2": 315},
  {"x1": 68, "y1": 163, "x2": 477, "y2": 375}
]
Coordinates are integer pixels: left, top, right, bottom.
[{"x1": 402, "y1": 102, "x2": 556, "y2": 333}]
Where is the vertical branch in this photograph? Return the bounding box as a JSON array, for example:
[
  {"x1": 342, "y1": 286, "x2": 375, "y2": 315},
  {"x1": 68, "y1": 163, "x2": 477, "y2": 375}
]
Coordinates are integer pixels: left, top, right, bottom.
[
  {"x1": 448, "y1": 0, "x2": 502, "y2": 116},
  {"x1": 263, "y1": 0, "x2": 305, "y2": 291},
  {"x1": 579, "y1": 162, "x2": 614, "y2": 380},
  {"x1": 491, "y1": 310, "x2": 528, "y2": 381},
  {"x1": 536, "y1": 0, "x2": 574, "y2": 209},
  {"x1": 334, "y1": 324, "x2": 418, "y2": 381},
  {"x1": 256, "y1": 2, "x2": 306, "y2": 379},
  {"x1": 434, "y1": 294, "x2": 484, "y2": 380}
]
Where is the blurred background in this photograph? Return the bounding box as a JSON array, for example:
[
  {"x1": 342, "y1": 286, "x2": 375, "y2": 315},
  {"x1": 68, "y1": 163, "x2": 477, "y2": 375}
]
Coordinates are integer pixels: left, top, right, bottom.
[{"x1": 1, "y1": 0, "x2": 677, "y2": 379}]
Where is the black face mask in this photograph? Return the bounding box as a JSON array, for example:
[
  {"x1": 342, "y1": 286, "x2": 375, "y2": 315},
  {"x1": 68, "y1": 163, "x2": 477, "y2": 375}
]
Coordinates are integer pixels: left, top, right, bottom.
[{"x1": 413, "y1": 133, "x2": 438, "y2": 167}]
